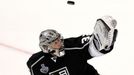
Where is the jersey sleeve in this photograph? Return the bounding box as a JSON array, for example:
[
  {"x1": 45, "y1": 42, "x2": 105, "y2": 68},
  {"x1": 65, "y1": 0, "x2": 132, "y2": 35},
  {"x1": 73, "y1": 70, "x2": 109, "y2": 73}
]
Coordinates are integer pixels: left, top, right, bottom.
[
  {"x1": 64, "y1": 35, "x2": 91, "y2": 48},
  {"x1": 27, "y1": 54, "x2": 37, "y2": 69},
  {"x1": 64, "y1": 34, "x2": 116, "y2": 58},
  {"x1": 27, "y1": 53, "x2": 39, "y2": 75},
  {"x1": 26, "y1": 51, "x2": 46, "y2": 75},
  {"x1": 27, "y1": 54, "x2": 36, "y2": 75}
]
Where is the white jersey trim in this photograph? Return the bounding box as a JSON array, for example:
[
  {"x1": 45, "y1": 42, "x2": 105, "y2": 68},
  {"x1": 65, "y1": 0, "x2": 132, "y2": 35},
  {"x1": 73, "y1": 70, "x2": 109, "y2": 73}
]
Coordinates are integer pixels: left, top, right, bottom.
[{"x1": 64, "y1": 42, "x2": 89, "y2": 50}]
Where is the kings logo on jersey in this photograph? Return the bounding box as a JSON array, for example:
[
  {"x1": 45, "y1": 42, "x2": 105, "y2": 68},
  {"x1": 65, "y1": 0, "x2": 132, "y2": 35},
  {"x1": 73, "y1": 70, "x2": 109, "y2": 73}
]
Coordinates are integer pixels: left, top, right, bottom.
[{"x1": 49, "y1": 67, "x2": 70, "y2": 75}]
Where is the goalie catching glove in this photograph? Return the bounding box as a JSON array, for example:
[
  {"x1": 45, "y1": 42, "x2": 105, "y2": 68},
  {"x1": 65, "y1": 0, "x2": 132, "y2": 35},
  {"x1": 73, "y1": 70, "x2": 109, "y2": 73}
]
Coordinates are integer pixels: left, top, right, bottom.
[{"x1": 93, "y1": 16, "x2": 118, "y2": 51}]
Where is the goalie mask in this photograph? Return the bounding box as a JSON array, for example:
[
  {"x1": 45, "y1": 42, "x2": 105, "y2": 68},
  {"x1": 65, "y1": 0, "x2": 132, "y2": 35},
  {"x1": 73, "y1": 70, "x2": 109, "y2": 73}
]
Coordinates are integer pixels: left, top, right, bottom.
[{"x1": 39, "y1": 29, "x2": 65, "y2": 57}]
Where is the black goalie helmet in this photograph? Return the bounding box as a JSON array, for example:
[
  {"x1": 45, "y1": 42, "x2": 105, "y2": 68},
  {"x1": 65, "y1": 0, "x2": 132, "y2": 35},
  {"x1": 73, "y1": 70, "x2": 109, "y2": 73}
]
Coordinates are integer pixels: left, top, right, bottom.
[{"x1": 39, "y1": 29, "x2": 64, "y2": 56}]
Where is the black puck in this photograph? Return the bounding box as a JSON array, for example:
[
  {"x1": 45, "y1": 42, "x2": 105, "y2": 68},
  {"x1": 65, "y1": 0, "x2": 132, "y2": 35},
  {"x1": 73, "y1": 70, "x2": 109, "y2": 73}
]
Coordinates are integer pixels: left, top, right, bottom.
[{"x1": 67, "y1": 1, "x2": 75, "y2": 5}]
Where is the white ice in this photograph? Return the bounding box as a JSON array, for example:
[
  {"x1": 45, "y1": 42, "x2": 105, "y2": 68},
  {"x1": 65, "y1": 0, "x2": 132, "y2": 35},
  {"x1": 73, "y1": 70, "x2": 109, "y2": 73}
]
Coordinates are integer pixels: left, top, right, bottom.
[{"x1": 0, "y1": 0, "x2": 134, "y2": 75}]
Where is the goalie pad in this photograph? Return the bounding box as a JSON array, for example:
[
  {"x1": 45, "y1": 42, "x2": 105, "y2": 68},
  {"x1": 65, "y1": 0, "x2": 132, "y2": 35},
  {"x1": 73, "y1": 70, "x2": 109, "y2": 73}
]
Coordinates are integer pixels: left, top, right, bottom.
[{"x1": 93, "y1": 16, "x2": 118, "y2": 51}]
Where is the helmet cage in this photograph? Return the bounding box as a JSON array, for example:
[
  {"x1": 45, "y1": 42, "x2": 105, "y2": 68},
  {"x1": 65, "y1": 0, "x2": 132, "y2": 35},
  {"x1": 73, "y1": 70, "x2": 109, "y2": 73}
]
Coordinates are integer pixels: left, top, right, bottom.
[{"x1": 39, "y1": 29, "x2": 64, "y2": 54}]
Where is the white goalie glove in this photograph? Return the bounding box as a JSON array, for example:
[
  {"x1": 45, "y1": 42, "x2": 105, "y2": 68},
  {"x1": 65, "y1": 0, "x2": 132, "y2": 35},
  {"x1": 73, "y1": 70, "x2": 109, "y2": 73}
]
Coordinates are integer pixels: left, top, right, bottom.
[{"x1": 93, "y1": 16, "x2": 118, "y2": 51}]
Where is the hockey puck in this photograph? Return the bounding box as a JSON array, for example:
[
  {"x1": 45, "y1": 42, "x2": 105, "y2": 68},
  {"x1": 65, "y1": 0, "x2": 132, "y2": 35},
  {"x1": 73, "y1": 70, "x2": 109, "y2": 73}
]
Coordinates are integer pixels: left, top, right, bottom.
[{"x1": 67, "y1": 1, "x2": 75, "y2": 5}]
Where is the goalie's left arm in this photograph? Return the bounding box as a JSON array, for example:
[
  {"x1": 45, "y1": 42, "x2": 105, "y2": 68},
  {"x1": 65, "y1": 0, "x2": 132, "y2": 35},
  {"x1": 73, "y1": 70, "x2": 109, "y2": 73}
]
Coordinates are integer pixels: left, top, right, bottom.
[{"x1": 89, "y1": 16, "x2": 118, "y2": 57}]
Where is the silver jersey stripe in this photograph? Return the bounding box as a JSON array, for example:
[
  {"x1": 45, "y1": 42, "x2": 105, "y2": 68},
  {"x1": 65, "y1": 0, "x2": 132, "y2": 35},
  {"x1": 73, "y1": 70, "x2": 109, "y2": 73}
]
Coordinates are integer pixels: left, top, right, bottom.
[
  {"x1": 64, "y1": 42, "x2": 89, "y2": 50},
  {"x1": 31, "y1": 56, "x2": 44, "y2": 75}
]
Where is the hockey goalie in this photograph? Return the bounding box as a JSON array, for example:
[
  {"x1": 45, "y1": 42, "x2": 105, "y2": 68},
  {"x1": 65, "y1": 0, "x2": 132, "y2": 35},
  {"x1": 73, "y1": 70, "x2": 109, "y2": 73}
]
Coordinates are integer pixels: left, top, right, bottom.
[{"x1": 27, "y1": 16, "x2": 118, "y2": 75}]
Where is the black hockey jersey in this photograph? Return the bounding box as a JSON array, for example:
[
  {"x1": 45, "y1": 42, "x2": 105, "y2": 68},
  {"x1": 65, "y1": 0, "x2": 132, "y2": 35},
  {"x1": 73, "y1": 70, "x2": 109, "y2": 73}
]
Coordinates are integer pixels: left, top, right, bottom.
[{"x1": 27, "y1": 35, "x2": 114, "y2": 75}]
